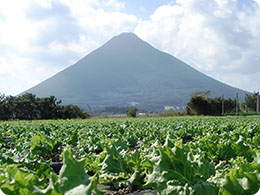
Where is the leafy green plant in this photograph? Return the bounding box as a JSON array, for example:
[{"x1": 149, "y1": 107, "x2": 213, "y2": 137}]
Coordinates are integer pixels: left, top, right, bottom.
[
  {"x1": 30, "y1": 134, "x2": 54, "y2": 158},
  {"x1": 0, "y1": 116, "x2": 260, "y2": 194},
  {"x1": 145, "y1": 137, "x2": 217, "y2": 194}
]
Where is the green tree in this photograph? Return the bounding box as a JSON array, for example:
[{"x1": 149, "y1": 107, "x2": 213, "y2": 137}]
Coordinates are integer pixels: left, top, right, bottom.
[
  {"x1": 223, "y1": 98, "x2": 236, "y2": 113},
  {"x1": 0, "y1": 92, "x2": 90, "y2": 120},
  {"x1": 37, "y1": 96, "x2": 62, "y2": 119},
  {"x1": 186, "y1": 96, "x2": 211, "y2": 115},
  {"x1": 186, "y1": 95, "x2": 236, "y2": 116},
  {"x1": 60, "y1": 104, "x2": 90, "y2": 119},
  {"x1": 241, "y1": 93, "x2": 259, "y2": 112},
  {"x1": 16, "y1": 93, "x2": 39, "y2": 120},
  {"x1": 0, "y1": 93, "x2": 9, "y2": 120},
  {"x1": 5, "y1": 93, "x2": 39, "y2": 120},
  {"x1": 126, "y1": 108, "x2": 137, "y2": 117}
]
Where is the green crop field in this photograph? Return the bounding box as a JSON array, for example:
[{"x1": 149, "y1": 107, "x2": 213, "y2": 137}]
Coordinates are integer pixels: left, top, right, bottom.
[{"x1": 0, "y1": 116, "x2": 260, "y2": 194}]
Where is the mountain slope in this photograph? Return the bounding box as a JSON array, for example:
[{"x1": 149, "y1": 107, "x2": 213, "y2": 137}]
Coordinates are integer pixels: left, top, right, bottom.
[{"x1": 26, "y1": 33, "x2": 249, "y2": 111}]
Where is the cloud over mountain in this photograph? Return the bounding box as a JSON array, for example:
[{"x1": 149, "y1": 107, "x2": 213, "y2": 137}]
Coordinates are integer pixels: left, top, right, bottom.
[
  {"x1": 135, "y1": 0, "x2": 260, "y2": 92},
  {"x1": 0, "y1": 0, "x2": 260, "y2": 95}
]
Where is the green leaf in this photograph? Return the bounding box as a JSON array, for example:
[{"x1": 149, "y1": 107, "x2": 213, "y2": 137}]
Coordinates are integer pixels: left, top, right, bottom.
[
  {"x1": 58, "y1": 147, "x2": 91, "y2": 193},
  {"x1": 34, "y1": 147, "x2": 100, "y2": 195},
  {"x1": 64, "y1": 174, "x2": 101, "y2": 195},
  {"x1": 33, "y1": 173, "x2": 61, "y2": 195},
  {"x1": 145, "y1": 139, "x2": 217, "y2": 194},
  {"x1": 30, "y1": 134, "x2": 54, "y2": 157},
  {"x1": 127, "y1": 169, "x2": 144, "y2": 189},
  {"x1": 0, "y1": 164, "x2": 44, "y2": 195},
  {"x1": 100, "y1": 139, "x2": 130, "y2": 189},
  {"x1": 215, "y1": 154, "x2": 260, "y2": 195}
]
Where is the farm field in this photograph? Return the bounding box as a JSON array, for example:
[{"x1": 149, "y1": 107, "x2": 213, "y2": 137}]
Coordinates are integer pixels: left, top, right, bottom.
[{"x1": 0, "y1": 116, "x2": 260, "y2": 194}]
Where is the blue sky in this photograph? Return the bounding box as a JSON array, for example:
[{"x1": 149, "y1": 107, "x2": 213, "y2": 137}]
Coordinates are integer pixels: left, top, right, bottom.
[
  {"x1": 0, "y1": 0, "x2": 260, "y2": 96},
  {"x1": 120, "y1": 0, "x2": 175, "y2": 19}
]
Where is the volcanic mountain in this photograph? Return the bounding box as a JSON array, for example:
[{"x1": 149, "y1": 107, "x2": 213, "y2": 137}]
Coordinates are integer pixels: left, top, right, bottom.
[{"x1": 26, "y1": 33, "x2": 248, "y2": 112}]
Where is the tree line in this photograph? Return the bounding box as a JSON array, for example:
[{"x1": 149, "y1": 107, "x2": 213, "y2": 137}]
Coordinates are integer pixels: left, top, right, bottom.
[
  {"x1": 0, "y1": 93, "x2": 90, "y2": 120},
  {"x1": 186, "y1": 91, "x2": 259, "y2": 116}
]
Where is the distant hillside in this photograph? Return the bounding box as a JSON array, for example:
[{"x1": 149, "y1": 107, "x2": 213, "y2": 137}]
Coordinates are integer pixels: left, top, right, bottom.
[{"x1": 26, "y1": 32, "x2": 249, "y2": 112}]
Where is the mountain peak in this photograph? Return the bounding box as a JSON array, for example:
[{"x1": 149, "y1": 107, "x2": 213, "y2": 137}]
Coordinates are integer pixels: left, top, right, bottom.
[
  {"x1": 26, "y1": 33, "x2": 248, "y2": 112},
  {"x1": 113, "y1": 32, "x2": 140, "y2": 40},
  {"x1": 102, "y1": 32, "x2": 152, "y2": 52}
]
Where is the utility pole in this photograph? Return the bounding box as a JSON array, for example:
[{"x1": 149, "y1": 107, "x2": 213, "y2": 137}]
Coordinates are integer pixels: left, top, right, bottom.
[
  {"x1": 257, "y1": 92, "x2": 259, "y2": 115},
  {"x1": 236, "y1": 93, "x2": 239, "y2": 116},
  {"x1": 87, "y1": 104, "x2": 92, "y2": 114},
  {"x1": 222, "y1": 94, "x2": 224, "y2": 116}
]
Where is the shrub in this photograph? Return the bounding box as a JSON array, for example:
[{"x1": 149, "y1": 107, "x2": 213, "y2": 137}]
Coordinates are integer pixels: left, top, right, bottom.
[{"x1": 126, "y1": 108, "x2": 137, "y2": 117}]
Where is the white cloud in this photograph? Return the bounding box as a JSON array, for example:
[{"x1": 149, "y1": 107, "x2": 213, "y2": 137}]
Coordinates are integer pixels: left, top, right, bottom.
[
  {"x1": 0, "y1": 52, "x2": 59, "y2": 95},
  {"x1": 0, "y1": 0, "x2": 260, "y2": 96},
  {"x1": 0, "y1": 0, "x2": 137, "y2": 95},
  {"x1": 104, "y1": 0, "x2": 125, "y2": 10},
  {"x1": 135, "y1": 0, "x2": 260, "y2": 92},
  {"x1": 254, "y1": 0, "x2": 260, "y2": 6},
  {"x1": 62, "y1": 0, "x2": 136, "y2": 40}
]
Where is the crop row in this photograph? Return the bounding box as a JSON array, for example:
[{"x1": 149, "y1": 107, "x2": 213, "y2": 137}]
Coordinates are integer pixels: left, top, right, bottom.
[{"x1": 0, "y1": 116, "x2": 260, "y2": 194}]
